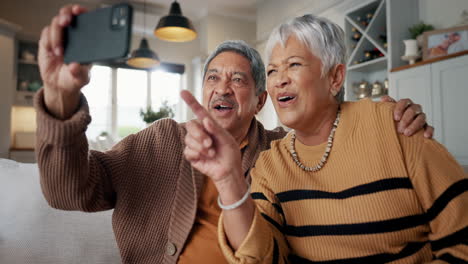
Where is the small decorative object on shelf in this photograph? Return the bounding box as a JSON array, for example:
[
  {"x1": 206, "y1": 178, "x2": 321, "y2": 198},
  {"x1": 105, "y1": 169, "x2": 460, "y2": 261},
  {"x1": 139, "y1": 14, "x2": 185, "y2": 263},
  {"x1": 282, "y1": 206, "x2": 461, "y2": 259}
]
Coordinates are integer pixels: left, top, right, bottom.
[
  {"x1": 353, "y1": 81, "x2": 371, "y2": 99},
  {"x1": 353, "y1": 79, "x2": 388, "y2": 99},
  {"x1": 379, "y1": 34, "x2": 388, "y2": 49},
  {"x1": 356, "y1": 12, "x2": 374, "y2": 28},
  {"x1": 371, "y1": 81, "x2": 384, "y2": 97},
  {"x1": 384, "y1": 78, "x2": 389, "y2": 95},
  {"x1": 351, "y1": 27, "x2": 362, "y2": 42},
  {"x1": 422, "y1": 24, "x2": 468, "y2": 61},
  {"x1": 402, "y1": 39, "x2": 420, "y2": 65},
  {"x1": 408, "y1": 21, "x2": 434, "y2": 48},
  {"x1": 362, "y1": 48, "x2": 384, "y2": 63}
]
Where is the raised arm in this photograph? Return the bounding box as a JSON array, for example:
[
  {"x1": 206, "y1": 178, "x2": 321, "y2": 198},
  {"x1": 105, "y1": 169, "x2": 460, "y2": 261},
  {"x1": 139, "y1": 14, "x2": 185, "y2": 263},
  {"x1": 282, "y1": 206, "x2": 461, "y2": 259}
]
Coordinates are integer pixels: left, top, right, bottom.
[
  {"x1": 38, "y1": 4, "x2": 91, "y2": 120},
  {"x1": 36, "y1": 5, "x2": 132, "y2": 212},
  {"x1": 181, "y1": 91, "x2": 289, "y2": 263}
]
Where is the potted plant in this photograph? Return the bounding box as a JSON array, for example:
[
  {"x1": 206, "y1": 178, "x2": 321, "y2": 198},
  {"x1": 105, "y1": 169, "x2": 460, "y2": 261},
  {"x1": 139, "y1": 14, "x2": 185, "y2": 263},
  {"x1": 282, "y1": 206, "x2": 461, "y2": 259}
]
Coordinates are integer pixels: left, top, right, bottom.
[
  {"x1": 140, "y1": 100, "x2": 175, "y2": 124},
  {"x1": 408, "y1": 22, "x2": 435, "y2": 47}
]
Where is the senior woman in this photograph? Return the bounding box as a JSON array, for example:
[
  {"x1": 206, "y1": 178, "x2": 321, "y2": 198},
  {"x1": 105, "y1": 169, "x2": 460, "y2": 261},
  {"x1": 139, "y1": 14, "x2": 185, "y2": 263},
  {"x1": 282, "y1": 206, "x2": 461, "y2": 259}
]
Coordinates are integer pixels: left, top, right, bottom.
[{"x1": 182, "y1": 15, "x2": 468, "y2": 263}]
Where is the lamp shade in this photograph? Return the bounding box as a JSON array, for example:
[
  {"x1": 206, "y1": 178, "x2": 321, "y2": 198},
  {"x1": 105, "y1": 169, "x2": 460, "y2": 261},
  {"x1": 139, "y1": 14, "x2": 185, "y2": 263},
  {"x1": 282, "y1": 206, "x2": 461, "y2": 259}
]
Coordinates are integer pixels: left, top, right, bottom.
[
  {"x1": 154, "y1": 1, "x2": 197, "y2": 42},
  {"x1": 127, "y1": 38, "x2": 160, "y2": 69}
]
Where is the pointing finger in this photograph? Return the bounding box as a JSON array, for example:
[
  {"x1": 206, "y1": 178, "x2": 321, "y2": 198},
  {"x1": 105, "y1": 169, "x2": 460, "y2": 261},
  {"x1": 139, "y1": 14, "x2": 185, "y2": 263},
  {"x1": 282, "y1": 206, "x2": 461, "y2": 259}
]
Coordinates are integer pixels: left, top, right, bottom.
[{"x1": 181, "y1": 90, "x2": 210, "y2": 121}]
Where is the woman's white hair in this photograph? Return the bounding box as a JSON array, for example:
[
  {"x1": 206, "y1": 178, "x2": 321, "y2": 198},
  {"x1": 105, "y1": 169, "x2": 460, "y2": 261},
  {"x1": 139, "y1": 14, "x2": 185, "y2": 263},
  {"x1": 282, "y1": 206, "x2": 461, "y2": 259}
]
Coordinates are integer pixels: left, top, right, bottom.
[{"x1": 265, "y1": 14, "x2": 347, "y2": 103}]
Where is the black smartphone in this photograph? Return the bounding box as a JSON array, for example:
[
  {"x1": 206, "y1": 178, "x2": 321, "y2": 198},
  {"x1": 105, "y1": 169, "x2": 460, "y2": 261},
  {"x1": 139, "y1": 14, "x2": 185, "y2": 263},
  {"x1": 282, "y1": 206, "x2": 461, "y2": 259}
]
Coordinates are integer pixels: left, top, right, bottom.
[{"x1": 63, "y1": 3, "x2": 133, "y2": 64}]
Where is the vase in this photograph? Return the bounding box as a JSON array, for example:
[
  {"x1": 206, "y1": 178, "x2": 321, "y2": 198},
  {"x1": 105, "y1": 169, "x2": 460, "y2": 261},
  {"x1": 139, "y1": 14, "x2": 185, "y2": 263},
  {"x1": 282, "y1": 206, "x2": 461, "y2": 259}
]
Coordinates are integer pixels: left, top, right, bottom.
[{"x1": 403, "y1": 39, "x2": 419, "y2": 56}]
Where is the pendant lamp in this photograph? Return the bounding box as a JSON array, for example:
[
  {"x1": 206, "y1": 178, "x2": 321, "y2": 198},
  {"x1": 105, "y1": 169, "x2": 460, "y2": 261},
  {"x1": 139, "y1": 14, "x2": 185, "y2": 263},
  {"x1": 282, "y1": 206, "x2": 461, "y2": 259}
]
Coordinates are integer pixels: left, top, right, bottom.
[
  {"x1": 154, "y1": 1, "x2": 197, "y2": 42},
  {"x1": 127, "y1": 0, "x2": 160, "y2": 68}
]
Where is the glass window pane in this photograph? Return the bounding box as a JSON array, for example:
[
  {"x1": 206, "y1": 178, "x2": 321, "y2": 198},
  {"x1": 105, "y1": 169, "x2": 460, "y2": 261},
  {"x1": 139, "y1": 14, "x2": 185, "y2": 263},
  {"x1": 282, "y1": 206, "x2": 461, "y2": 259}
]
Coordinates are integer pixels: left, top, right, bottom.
[
  {"x1": 117, "y1": 68, "x2": 147, "y2": 138},
  {"x1": 150, "y1": 70, "x2": 181, "y2": 120},
  {"x1": 81, "y1": 65, "x2": 112, "y2": 140}
]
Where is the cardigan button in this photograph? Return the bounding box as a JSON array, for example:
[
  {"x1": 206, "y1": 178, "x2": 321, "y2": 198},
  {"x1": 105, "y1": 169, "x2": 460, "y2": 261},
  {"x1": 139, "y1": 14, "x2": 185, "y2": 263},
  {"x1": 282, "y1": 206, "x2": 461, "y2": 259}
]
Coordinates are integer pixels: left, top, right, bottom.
[{"x1": 166, "y1": 242, "x2": 177, "y2": 256}]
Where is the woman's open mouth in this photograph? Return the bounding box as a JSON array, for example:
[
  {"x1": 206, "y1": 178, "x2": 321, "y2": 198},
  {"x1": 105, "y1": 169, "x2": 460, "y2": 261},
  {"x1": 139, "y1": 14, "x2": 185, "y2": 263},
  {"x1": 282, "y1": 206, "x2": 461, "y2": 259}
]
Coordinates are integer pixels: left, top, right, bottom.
[{"x1": 277, "y1": 93, "x2": 297, "y2": 107}]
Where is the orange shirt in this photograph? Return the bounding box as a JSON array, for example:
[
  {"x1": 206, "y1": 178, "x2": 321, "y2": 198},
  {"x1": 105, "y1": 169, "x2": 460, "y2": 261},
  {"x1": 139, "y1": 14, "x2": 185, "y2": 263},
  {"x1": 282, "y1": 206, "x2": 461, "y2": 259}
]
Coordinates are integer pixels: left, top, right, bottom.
[{"x1": 178, "y1": 139, "x2": 248, "y2": 263}]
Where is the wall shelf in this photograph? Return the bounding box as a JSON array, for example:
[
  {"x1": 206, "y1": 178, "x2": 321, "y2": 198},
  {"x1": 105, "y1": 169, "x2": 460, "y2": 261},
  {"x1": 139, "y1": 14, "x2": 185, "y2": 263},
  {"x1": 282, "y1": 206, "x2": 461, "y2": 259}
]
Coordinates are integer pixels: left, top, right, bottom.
[{"x1": 344, "y1": 0, "x2": 418, "y2": 101}]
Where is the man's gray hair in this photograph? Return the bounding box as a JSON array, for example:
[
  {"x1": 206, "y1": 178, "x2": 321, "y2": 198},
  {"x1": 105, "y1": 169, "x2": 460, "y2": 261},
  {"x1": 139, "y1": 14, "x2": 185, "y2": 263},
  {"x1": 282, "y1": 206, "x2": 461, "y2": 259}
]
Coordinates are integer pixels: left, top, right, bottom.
[
  {"x1": 265, "y1": 14, "x2": 346, "y2": 103},
  {"x1": 203, "y1": 40, "x2": 266, "y2": 95}
]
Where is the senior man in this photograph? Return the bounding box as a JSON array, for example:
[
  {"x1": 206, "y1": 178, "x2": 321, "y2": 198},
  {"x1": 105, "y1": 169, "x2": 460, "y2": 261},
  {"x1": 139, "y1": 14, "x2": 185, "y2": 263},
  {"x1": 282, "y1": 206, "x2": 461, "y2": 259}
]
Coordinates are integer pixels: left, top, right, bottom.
[{"x1": 35, "y1": 5, "x2": 432, "y2": 264}]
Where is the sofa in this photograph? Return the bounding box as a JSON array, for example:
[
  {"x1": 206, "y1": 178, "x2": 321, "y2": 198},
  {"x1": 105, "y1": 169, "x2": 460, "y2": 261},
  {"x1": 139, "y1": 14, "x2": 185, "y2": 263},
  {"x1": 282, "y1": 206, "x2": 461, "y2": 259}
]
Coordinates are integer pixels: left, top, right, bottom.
[{"x1": 0, "y1": 159, "x2": 121, "y2": 264}]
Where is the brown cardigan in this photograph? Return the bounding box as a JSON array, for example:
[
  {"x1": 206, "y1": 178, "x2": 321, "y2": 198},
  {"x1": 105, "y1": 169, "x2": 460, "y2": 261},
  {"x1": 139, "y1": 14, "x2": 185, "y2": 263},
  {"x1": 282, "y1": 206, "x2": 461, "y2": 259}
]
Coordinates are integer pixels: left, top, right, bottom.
[{"x1": 34, "y1": 89, "x2": 286, "y2": 264}]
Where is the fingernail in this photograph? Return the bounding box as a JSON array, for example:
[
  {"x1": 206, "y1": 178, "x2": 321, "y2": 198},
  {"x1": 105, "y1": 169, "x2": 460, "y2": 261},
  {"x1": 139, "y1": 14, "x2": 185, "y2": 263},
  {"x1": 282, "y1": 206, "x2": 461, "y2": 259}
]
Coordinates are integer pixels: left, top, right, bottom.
[
  {"x1": 59, "y1": 16, "x2": 67, "y2": 25},
  {"x1": 404, "y1": 129, "x2": 410, "y2": 136},
  {"x1": 394, "y1": 114, "x2": 400, "y2": 121}
]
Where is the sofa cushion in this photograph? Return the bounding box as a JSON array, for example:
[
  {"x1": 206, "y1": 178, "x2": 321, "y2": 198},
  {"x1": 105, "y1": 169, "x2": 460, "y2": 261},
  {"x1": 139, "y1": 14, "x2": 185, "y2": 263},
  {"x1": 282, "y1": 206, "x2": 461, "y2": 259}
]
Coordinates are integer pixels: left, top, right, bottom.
[{"x1": 0, "y1": 159, "x2": 120, "y2": 264}]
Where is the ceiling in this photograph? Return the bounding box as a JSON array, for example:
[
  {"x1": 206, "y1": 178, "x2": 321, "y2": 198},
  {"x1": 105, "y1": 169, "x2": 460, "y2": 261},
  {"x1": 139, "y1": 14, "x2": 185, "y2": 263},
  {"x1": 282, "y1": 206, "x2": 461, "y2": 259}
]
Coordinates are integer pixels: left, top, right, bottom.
[{"x1": 83, "y1": 0, "x2": 258, "y2": 21}]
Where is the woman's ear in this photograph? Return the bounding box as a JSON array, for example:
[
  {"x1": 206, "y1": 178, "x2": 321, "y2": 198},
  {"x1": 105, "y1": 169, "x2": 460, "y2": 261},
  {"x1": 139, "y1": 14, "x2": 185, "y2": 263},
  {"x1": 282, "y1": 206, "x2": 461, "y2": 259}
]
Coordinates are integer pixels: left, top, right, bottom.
[
  {"x1": 255, "y1": 91, "x2": 268, "y2": 114},
  {"x1": 329, "y1": 64, "x2": 346, "y2": 95}
]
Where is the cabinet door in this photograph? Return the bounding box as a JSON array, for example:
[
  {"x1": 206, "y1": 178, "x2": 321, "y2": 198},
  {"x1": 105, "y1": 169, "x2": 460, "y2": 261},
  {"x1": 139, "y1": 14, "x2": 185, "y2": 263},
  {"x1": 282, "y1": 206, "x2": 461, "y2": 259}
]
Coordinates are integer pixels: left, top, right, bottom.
[
  {"x1": 432, "y1": 55, "x2": 468, "y2": 165},
  {"x1": 0, "y1": 31, "x2": 15, "y2": 158},
  {"x1": 389, "y1": 64, "x2": 433, "y2": 124}
]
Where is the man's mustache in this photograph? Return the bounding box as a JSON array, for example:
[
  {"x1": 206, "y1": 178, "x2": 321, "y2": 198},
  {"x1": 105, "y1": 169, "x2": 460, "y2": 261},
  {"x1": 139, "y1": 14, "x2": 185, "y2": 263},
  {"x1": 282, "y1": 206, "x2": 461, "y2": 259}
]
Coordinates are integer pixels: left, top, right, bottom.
[{"x1": 209, "y1": 96, "x2": 238, "y2": 109}]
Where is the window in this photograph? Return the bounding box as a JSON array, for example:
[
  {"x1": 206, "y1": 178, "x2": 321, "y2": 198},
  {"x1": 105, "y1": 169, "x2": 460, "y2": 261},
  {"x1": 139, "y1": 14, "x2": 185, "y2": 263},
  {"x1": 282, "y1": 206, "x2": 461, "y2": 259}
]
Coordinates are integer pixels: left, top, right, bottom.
[
  {"x1": 81, "y1": 66, "x2": 112, "y2": 140},
  {"x1": 117, "y1": 68, "x2": 147, "y2": 138},
  {"x1": 82, "y1": 65, "x2": 183, "y2": 144},
  {"x1": 150, "y1": 70, "x2": 181, "y2": 118}
]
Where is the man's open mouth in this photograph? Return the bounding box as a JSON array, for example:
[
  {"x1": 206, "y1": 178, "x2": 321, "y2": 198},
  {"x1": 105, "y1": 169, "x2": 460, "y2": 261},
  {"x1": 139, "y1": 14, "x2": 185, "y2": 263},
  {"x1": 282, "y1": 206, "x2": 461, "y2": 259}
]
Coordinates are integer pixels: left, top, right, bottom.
[
  {"x1": 213, "y1": 103, "x2": 233, "y2": 111},
  {"x1": 278, "y1": 96, "x2": 296, "y2": 102}
]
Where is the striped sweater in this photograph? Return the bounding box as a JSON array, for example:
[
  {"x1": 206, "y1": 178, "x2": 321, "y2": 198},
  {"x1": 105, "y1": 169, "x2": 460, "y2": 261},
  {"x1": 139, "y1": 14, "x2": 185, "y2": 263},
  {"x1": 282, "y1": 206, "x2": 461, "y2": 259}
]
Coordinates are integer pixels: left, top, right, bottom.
[{"x1": 218, "y1": 99, "x2": 468, "y2": 263}]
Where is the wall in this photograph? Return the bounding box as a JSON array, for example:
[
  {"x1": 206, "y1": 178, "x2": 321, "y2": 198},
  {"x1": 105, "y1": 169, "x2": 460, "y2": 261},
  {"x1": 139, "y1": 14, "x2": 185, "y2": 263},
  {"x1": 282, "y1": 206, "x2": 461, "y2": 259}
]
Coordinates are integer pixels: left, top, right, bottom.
[
  {"x1": 419, "y1": 0, "x2": 468, "y2": 29},
  {"x1": 201, "y1": 14, "x2": 256, "y2": 55},
  {"x1": 0, "y1": 0, "x2": 99, "y2": 38}
]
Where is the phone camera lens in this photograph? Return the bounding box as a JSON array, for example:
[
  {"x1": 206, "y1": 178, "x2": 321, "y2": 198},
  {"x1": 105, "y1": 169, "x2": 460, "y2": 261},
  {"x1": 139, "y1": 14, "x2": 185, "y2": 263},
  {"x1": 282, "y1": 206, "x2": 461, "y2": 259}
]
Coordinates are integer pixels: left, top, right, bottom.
[{"x1": 119, "y1": 8, "x2": 126, "y2": 16}]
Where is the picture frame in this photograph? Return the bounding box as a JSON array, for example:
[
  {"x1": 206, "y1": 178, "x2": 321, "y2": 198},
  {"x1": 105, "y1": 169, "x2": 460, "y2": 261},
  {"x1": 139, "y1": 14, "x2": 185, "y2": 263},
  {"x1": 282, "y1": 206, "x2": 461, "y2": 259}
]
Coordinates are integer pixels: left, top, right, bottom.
[{"x1": 422, "y1": 25, "x2": 468, "y2": 60}]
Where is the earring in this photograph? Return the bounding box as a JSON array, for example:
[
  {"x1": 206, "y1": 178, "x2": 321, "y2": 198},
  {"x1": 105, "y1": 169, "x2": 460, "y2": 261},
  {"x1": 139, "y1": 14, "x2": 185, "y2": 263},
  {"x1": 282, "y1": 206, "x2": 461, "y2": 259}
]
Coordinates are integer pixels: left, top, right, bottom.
[{"x1": 331, "y1": 90, "x2": 338, "y2": 96}]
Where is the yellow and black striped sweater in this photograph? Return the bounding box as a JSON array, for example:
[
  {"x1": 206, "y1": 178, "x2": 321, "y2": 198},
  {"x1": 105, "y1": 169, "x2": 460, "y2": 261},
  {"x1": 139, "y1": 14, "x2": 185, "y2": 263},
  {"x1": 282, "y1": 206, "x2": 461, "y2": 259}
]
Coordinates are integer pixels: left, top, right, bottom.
[{"x1": 218, "y1": 99, "x2": 468, "y2": 263}]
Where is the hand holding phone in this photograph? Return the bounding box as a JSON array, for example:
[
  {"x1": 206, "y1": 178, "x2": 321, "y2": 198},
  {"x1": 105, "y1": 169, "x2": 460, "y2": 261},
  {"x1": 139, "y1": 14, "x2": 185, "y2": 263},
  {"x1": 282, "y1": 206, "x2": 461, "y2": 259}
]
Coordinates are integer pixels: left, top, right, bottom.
[
  {"x1": 38, "y1": 4, "x2": 133, "y2": 120},
  {"x1": 38, "y1": 5, "x2": 91, "y2": 120}
]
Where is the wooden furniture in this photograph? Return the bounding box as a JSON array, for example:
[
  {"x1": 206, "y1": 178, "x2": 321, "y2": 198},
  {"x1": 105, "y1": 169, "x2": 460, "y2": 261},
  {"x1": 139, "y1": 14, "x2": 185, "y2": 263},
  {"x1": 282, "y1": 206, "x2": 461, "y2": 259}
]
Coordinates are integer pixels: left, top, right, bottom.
[
  {"x1": 389, "y1": 53, "x2": 468, "y2": 166},
  {"x1": 344, "y1": 0, "x2": 418, "y2": 101},
  {"x1": 15, "y1": 37, "x2": 41, "y2": 106},
  {"x1": 0, "y1": 19, "x2": 20, "y2": 159}
]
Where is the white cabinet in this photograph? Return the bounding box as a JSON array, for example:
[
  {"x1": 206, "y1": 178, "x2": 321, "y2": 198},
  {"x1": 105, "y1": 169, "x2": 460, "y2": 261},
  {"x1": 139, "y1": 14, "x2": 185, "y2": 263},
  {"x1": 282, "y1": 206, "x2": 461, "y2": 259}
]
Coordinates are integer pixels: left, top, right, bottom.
[
  {"x1": 389, "y1": 64, "x2": 433, "y2": 123},
  {"x1": 390, "y1": 54, "x2": 468, "y2": 165},
  {"x1": 431, "y1": 55, "x2": 468, "y2": 165}
]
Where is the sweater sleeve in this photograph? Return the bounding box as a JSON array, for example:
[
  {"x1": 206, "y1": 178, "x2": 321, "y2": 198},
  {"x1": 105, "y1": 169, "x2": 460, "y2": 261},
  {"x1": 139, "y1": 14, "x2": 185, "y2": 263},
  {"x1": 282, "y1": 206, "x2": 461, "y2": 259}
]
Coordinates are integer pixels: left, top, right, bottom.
[
  {"x1": 218, "y1": 155, "x2": 290, "y2": 264},
  {"x1": 399, "y1": 131, "x2": 468, "y2": 263},
  {"x1": 35, "y1": 89, "x2": 129, "y2": 212}
]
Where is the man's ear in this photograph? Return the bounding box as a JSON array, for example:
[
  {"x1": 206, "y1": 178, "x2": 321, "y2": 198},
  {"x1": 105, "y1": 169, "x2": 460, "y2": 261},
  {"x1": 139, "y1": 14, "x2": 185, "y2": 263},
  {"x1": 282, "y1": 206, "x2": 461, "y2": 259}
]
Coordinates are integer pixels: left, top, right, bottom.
[
  {"x1": 329, "y1": 64, "x2": 346, "y2": 95},
  {"x1": 255, "y1": 91, "x2": 268, "y2": 114}
]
